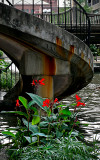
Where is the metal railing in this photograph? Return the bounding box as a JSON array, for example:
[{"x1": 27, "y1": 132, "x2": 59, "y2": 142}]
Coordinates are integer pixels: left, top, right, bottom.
[
  {"x1": 88, "y1": 13, "x2": 100, "y2": 24},
  {"x1": 1, "y1": 0, "x2": 90, "y2": 46},
  {"x1": 0, "y1": 57, "x2": 20, "y2": 95}
]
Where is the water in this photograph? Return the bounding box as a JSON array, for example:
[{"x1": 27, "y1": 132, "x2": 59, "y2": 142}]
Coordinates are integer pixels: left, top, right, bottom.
[
  {"x1": 0, "y1": 73, "x2": 100, "y2": 144},
  {"x1": 63, "y1": 73, "x2": 100, "y2": 142}
]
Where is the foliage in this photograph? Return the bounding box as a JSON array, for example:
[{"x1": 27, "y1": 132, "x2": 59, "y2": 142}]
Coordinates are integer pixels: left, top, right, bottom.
[
  {"x1": 0, "y1": 59, "x2": 9, "y2": 69},
  {"x1": 90, "y1": 44, "x2": 100, "y2": 56},
  {"x1": 1, "y1": 93, "x2": 99, "y2": 160},
  {"x1": 20, "y1": 137, "x2": 99, "y2": 160},
  {"x1": 0, "y1": 59, "x2": 19, "y2": 90},
  {"x1": 0, "y1": 50, "x2": 3, "y2": 57},
  {"x1": 0, "y1": 70, "x2": 17, "y2": 91},
  {"x1": 77, "y1": 0, "x2": 92, "y2": 13}
]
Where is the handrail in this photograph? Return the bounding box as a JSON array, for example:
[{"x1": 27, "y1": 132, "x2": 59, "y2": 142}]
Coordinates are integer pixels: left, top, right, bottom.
[{"x1": 1, "y1": 0, "x2": 91, "y2": 46}]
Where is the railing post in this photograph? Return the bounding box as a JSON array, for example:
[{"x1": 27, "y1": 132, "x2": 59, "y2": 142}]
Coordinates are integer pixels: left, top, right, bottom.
[
  {"x1": 41, "y1": 0, "x2": 43, "y2": 19},
  {"x1": 64, "y1": 0, "x2": 66, "y2": 30},
  {"x1": 71, "y1": 0, "x2": 77, "y2": 25},
  {"x1": 58, "y1": 0, "x2": 59, "y2": 24},
  {"x1": 50, "y1": 0, "x2": 52, "y2": 23},
  {"x1": 22, "y1": 0, "x2": 24, "y2": 11},
  {"x1": 33, "y1": 0, "x2": 34, "y2": 15}
]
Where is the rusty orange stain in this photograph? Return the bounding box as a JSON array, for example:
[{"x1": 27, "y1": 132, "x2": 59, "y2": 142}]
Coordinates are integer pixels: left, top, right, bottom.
[
  {"x1": 68, "y1": 45, "x2": 75, "y2": 61},
  {"x1": 81, "y1": 52, "x2": 84, "y2": 59},
  {"x1": 56, "y1": 37, "x2": 62, "y2": 47},
  {"x1": 38, "y1": 76, "x2": 54, "y2": 100},
  {"x1": 56, "y1": 37, "x2": 66, "y2": 58},
  {"x1": 43, "y1": 55, "x2": 56, "y2": 75}
]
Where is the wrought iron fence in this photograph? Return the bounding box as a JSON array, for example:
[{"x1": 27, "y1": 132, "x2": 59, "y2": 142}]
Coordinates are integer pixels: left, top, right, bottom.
[
  {"x1": 1, "y1": 0, "x2": 90, "y2": 46},
  {"x1": 88, "y1": 13, "x2": 100, "y2": 24},
  {"x1": 0, "y1": 57, "x2": 20, "y2": 99}
]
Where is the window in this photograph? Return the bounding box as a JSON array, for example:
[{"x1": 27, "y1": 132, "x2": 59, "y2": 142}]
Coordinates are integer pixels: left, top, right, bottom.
[
  {"x1": 24, "y1": 9, "x2": 29, "y2": 13},
  {"x1": 92, "y1": 0, "x2": 99, "y2": 5},
  {"x1": 31, "y1": 9, "x2": 34, "y2": 14}
]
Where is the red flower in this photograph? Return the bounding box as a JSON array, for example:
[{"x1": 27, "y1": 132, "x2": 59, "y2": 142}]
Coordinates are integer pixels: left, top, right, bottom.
[
  {"x1": 38, "y1": 78, "x2": 45, "y2": 85},
  {"x1": 31, "y1": 78, "x2": 45, "y2": 86},
  {"x1": 42, "y1": 99, "x2": 50, "y2": 107},
  {"x1": 76, "y1": 101, "x2": 85, "y2": 107},
  {"x1": 16, "y1": 99, "x2": 20, "y2": 107},
  {"x1": 54, "y1": 98, "x2": 59, "y2": 103},
  {"x1": 75, "y1": 94, "x2": 81, "y2": 101},
  {"x1": 31, "y1": 80, "x2": 35, "y2": 86}
]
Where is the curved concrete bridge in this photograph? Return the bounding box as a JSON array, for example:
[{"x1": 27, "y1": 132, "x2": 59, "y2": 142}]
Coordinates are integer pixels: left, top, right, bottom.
[{"x1": 0, "y1": 3, "x2": 93, "y2": 101}]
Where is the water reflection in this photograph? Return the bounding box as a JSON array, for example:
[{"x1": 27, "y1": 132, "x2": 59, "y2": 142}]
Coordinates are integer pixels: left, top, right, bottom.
[
  {"x1": 63, "y1": 73, "x2": 100, "y2": 142},
  {"x1": 0, "y1": 114, "x2": 17, "y2": 144}
]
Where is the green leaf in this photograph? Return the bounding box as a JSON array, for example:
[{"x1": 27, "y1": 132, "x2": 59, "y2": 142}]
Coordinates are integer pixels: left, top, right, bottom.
[
  {"x1": 24, "y1": 136, "x2": 37, "y2": 143},
  {"x1": 32, "y1": 115, "x2": 40, "y2": 125},
  {"x1": 19, "y1": 96, "x2": 28, "y2": 109},
  {"x1": 57, "y1": 104, "x2": 66, "y2": 108},
  {"x1": 39, "y1": 121, "x2": 49, "y2": 127},
  {"x1": 31, "y1": 132, "x2": 49, "y2": 137},
  {"x1": 2, "y1": 131, "x2": 15, "y2": 138},
  {"x1": 28, "y1": 100, "x2": 35, "y2": 108},
  {"x1": 56, "y1": 130, "x2": 63, "y2": 138},
  {"x1": 30, "y1": 107, "x2": 38, "y2": 115},
  {"x1": 1, "y1": 111, "x2": 28, "y2": 119},
  {"x1": 59, "y1": 107, "x2": 72, "y2": 116},
  {"x1": 22, "y1": 118, "x2": 39, "y2": 133},
  {"x1": 26, "y1": 93, "x2": 47, "y2": 112}
]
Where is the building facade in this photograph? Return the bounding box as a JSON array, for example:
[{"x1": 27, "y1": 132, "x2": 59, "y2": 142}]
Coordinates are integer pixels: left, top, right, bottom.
[
  {"x1": 88, "y1": 0, "x2": 100, "y2": 13},
  {"x1": 13, "y1": 0, "x2": 57, "y2": 14}
]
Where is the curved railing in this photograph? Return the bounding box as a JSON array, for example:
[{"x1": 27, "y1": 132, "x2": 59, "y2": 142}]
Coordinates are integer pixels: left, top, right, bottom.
[
  {"x1": 1, "y1": 0, "x2": 90, "y2": 46},
  {"x1": 88, "y1": 13, "x2": 100, "y2": 24},
  {"x1": 0, "y1": 57, "x2": 20, "y2": 97}
]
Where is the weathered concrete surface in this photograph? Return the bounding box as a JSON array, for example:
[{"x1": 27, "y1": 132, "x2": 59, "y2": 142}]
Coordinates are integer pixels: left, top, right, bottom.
[{"x1": 0, "y1": 3, "x2": 94, "y2": 101}]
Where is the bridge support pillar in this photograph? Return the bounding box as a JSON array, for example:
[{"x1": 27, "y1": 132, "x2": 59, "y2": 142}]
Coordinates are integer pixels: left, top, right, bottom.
[
  {"x1": 36, "y1": 75, "x2": 54, "y2": 100},
  {"x1": 21, "y1": 75, "x2": 54, "y2": 101}
]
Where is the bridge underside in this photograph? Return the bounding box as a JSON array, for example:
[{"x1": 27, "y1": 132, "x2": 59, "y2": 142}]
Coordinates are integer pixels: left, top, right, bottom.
[{"x1": 0, "y1": 3, "x2": 93, "y2": 106}]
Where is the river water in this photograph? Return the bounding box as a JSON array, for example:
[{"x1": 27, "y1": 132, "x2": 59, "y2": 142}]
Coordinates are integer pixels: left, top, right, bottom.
[
  {"x1": 0, "y1": 73, "x2": 100, "y2": 144},
  {"x1": 63, "y1": 73, "x2": 100, "y2": 142}
]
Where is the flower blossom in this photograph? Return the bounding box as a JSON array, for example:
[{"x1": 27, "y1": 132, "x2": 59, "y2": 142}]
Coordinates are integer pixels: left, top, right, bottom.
[
  {"x1": 54, "y1": 98, "x2": 59, "y2": 103},
  {"x1": 31, "y1": 78, "x2": 45, "y2": 86},
  {"x1": 76, "y1": 94, "x2": 81, "y2": 101},
  {"x1": 31, "y1": 80, "x2": 35, "y2": 86},
  {"x1": 16, "y1": 99, "x2": 20, "y2": 107},
  {"x1": 75, "y1": 94, "x2": 85, "y2": 107},
  {"x1": 42, "y1": 99, "x2": 50, "y2": 107},
  {"x1": 42, "y1": 98, "x2": 59, "y2": 108},
  {"x1": 38, "y1": 78, "x2": 45, "y2": 85},
  {"x1": 76, "y1": 101, "x2": 85, "y2": 107}
]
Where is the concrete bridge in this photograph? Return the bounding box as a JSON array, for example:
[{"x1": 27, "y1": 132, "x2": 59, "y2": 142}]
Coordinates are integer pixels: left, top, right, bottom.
[{"x1": 0, "y1": 1, "x2": 93, "y2": 104}]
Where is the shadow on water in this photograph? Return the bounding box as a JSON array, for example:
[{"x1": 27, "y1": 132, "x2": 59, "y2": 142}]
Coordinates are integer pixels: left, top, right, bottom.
[{"x1": 62, "y1": 73, "x2": 100, "y2": 142}]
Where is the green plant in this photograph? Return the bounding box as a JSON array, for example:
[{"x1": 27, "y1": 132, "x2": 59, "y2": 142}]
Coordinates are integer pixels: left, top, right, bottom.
[
  {"x1": 0, "y1": 50, "x2": 3, "y2": 57},
  {"x1": 1, "y1": 79, "x2": 99, "y2": 159},
  {"x1": 19, "y1": 136, "x2": 99, "y2": 160},
  {"x1": 0, "y1": 70, "x2": 18, "y2": 90},
  {"x1": 0, "y1": 59, "x2": 9, "y2": 69}
]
